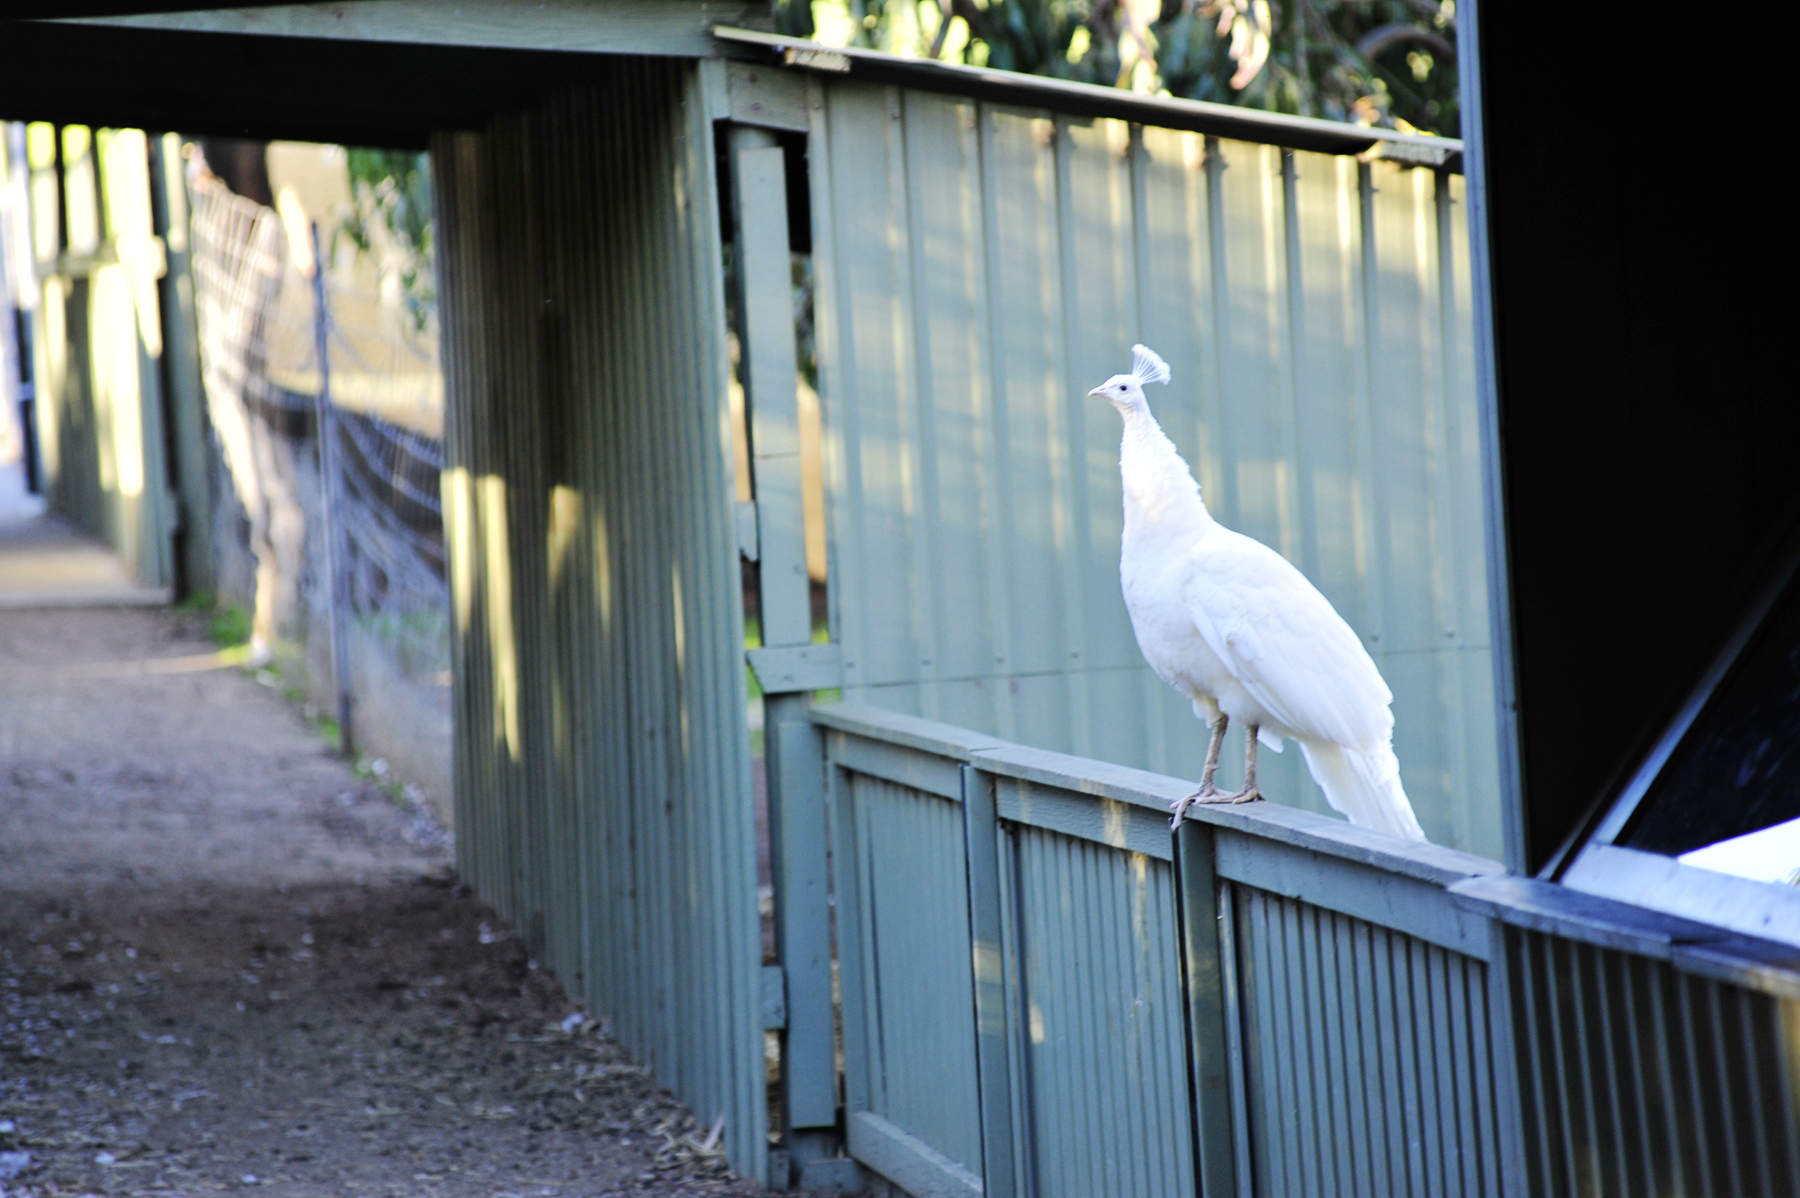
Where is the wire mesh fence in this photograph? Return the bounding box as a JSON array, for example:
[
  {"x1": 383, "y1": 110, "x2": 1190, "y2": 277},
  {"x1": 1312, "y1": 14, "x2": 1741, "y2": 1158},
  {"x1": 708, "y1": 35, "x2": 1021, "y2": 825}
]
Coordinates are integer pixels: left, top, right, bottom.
[{"x1": 187, "y1": 157, "x2": 452, "y2": 823}]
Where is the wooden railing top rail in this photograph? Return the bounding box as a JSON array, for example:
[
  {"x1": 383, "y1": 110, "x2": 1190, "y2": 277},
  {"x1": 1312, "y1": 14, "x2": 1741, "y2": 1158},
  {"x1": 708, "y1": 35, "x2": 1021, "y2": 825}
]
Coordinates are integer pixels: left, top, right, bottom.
[
  {"x1": 812, "y1": 699, "x2": 1800, "y2": 998},
  {"x1": 812, "y1": 699, "x2": 1503, "y2": 884}
]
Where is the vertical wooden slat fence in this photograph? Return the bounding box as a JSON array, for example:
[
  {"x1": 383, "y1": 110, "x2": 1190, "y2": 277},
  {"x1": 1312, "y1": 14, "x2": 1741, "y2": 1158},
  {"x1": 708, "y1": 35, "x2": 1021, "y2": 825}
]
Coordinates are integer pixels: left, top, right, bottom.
[
  {"x1": 811, "y1": 700, "x2": 1800, "y2": 1198},
  {"x1": 1493, "y1": 920, "x2": 1800, "y2": 1198}
]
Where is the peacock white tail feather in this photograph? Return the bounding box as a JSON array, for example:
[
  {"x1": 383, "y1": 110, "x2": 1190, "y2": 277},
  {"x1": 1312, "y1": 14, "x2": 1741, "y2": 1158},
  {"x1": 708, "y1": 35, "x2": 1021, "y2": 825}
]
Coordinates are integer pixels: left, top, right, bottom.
[
  {"x1": 1131, "y1": 343, "x2": 1170, "y2": 387},
  {"x1": 1297, "y1": 739, "x2": 1426, "y2": 842}
]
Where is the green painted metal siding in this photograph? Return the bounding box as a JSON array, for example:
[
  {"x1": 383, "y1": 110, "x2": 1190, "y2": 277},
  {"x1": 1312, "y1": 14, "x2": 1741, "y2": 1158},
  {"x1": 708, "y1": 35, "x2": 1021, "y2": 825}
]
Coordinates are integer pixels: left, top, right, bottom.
[
  {"x1": 815, "y1": 700, "x2": 1509, "y2": 1198},
  {"x1": 1504, "y1": 926, "x2": 1800, "y2": 1197},
  {"x1": 1003, "y1": 819, "x2": 1193, "y2": 1197},
  {"x1": 809, "y1": 81, "x2": 1500, "y2": 859},
  {"x1": 1230, "y1": 884, "x2": 1503, "y2": 1197},
  {"x1": 431, "y1": 60, "x2": 765, "y2": 1176},
  {"x1": 17, "y1": 125, "x2": 177, "y2": 589},
  {"x1": 817, "y1": 699, "x2": 1800, "y2": 1198},
  {"x1": 844, "y1": 773, "x2": 985, "y2": 1171}
]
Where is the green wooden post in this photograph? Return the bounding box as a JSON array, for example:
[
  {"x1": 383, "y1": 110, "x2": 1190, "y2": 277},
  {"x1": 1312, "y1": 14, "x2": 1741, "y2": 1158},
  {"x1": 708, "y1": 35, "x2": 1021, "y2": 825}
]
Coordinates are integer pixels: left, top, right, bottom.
[
  {"x1": 148, "y1": 132, "x2": 212, "y2": 598},
  {"x1": 767, "y1": 717, "x2": 836, "y2": 1128},
  {"x1": 960, "y1": 763, "x2": 1018, "y2": 1198},
  {"x1": 1174, "y1": 819, "x2": 1239, "y2": 1197},
  {"x1": 730, "y1": 125, "x2": 809, "y2": 651},
  {"x1": 729, "y1": 121, "x2": 843, "y2": 1186}
]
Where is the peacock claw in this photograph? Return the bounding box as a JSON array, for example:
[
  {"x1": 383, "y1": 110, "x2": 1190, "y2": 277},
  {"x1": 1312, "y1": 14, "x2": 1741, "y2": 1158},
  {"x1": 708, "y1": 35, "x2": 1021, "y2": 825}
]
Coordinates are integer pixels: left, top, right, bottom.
[
  {"x1": 1169, "y1": 788, "x2": 1214, "y2": 829},
  {"x1": 1198, "y1": 786, "x2": 1262, "y2": 806}
]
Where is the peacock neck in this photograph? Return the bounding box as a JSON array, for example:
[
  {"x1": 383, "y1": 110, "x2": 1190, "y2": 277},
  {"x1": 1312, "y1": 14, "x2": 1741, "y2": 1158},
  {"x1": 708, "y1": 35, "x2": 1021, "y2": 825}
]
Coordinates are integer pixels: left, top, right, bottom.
[{"x1": 1118, "y1": 405, "x2": 1213, "y2": 550}]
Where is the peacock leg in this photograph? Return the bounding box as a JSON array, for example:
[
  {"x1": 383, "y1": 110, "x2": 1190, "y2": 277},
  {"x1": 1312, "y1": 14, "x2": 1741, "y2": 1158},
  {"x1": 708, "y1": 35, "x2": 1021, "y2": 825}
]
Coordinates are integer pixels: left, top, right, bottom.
[
  {"x1": 1199, "y1": 721, "x2": 1265, "y2": 806},
  {"x1": 1170, "y1": 715, "x2": 1229, "y2": 827},
  {"x1": 1232, "y1": 725, "x2": 1265, "y2": 804}
]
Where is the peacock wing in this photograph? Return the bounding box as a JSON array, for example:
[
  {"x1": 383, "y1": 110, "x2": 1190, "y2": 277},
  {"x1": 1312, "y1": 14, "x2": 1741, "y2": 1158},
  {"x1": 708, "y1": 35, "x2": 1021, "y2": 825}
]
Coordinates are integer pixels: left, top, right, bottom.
[{"x1": 1182, "y1": 532, "x2": 1393, "y2": 748}]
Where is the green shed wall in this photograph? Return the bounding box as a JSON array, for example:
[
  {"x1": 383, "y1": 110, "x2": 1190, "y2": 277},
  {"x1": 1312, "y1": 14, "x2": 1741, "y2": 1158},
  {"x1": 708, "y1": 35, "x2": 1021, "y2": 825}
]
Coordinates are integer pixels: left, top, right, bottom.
[
  {"x1": 809, "y1": 80, "x2": 1501, "y2": 859},
  {"x1": 19, "y1": 126, "x2": 178, "y2": 590},
  {"x1": 431, "y1": 60, "x2": 766, "y2": 1176}
]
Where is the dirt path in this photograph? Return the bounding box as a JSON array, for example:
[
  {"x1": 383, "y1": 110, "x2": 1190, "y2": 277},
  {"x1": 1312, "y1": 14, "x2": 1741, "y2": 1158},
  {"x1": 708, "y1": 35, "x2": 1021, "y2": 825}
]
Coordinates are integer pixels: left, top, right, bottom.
[{"x1": 0, "y1": 606, "x2": 762, "y2": 1198}]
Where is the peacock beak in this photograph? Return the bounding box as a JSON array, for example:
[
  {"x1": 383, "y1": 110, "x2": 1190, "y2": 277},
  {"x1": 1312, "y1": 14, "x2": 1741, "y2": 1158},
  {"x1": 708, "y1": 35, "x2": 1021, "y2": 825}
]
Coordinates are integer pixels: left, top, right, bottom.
[{"x1": 1087, "y1": 385, "x2": 1108, "y2": 398}]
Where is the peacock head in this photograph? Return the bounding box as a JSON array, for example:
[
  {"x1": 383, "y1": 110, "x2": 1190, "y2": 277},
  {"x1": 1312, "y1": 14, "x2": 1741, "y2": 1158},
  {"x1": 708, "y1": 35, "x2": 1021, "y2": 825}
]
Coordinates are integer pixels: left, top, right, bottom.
[{"x1": 1088, "y1": 343, "x2": 1170, "y2": 415}]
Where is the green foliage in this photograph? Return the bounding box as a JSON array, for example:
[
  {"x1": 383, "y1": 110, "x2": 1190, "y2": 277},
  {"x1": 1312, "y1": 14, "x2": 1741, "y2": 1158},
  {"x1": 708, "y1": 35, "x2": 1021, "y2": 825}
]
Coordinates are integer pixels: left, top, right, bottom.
[
  {"x1": 207, "y1": 604, "x2": 252, "y2": 648},
  {"x1": 334, "y1": 148, "x2": 437, "y2": 331},
  {"x1": 354, "y1": 755, "x2": 410, "y2": 806},
  {"x1": 943, "y1": 0, "x2": 1117, "y2": 81},
  {"x1": 776, "y1": 0, "x2": 817, "y2": 35},
  {"x1": 809, "y1": 0, "x2": 1459, "y2": 136},
  {"x1": 1155, "y1": 1, "x2": 1458, "y2": 133}
]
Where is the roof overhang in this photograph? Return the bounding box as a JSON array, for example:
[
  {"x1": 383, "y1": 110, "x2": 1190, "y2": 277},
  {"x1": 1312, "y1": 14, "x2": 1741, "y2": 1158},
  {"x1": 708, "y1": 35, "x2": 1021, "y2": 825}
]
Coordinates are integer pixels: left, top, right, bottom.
[
  {"x1": 0, "y1": 1, "x2": 767, "y2": 146},
  {"x1": 0, "y1": 4, "x2": 1460, "y2": 168}
]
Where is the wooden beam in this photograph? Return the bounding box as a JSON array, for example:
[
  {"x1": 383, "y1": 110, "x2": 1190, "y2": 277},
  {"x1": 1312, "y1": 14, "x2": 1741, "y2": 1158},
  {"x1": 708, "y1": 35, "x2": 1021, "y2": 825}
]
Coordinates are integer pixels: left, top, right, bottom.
[{"x1": 54, "y1": 0, "x2": 765, "y2": 57}]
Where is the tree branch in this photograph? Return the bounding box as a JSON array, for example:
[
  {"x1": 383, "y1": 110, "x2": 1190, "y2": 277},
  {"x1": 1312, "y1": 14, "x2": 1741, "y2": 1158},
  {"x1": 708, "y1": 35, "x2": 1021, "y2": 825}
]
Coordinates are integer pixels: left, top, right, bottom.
[{"x1": 1355, "y1": 23, "x2": 1455, "y2": 62}]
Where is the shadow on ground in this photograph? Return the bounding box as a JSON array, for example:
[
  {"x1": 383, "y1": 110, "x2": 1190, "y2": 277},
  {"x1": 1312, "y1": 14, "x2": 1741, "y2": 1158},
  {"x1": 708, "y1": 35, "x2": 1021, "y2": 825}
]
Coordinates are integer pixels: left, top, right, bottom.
[{"x1": 0, "y1": 606, "x2": 764, "y2": 1198}]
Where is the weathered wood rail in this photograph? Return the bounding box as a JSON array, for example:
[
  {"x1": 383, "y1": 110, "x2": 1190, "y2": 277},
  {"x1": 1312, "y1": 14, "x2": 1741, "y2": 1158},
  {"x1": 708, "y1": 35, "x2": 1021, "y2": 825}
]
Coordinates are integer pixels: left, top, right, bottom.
[{"x1": 765, "y1": 700, "x2": 1800, "y2": 1197}]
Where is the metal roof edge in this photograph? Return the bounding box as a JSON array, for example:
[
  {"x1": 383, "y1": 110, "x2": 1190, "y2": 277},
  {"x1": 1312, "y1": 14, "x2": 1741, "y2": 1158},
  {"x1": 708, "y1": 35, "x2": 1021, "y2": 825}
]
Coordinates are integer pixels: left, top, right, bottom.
[{"x1": 711, "y1": 25, "x2": 1463, "y2": 166}]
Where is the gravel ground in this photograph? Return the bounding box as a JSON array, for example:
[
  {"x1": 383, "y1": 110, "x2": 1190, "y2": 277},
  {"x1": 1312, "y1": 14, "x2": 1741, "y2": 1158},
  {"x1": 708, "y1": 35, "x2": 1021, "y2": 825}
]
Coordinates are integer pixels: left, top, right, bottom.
[{"x1": 0, "y1": 606, "x2": 765, "y2": 1198}]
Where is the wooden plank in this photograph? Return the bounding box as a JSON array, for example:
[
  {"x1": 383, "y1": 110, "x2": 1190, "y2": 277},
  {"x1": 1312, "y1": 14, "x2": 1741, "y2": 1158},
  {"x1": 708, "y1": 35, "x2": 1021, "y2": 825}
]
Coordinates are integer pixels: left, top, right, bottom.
[
  {"x1": 746, "y1": 643, "x2": 843, "y2": 694},
  {"x1": 856, "y1": 773, "x2": 985, "y2": 1170},
  {"x1": 961, "y1": 765, "x2": 1017, "y2": 1198},
  {"x1": 1564, "y1": 844, "x2": 1800, "y2": 959},
  {"x1": 1217, "y1": 831, "x2": 1490, "y2": 960},
  {"x1": 769, "y1": 713, "x2": 837, "y2": 1129},
  {"x1": 828, "y1": 732, "x2": 968, "y2": 802},
  {"x1": 1474, "y1": 918, "x2": 1523, "y2": 1198},
  {"x1": 993, "y1": 775, "x2": 1173, "y2": 863},
  {"x1": 1174, "y1": 819, "x2": 1240, "y2": 1198},
  {"x1": 726, "y1": 59, "x2": 811, "y2": 132},
  {"x1": 71, "y1": 0, "x2": 723, "y2": 55},
  {"x1": 812, "y1": 700, "x2": 1005, "y2": 759},
  {"x1": 1214, "y1": 885, "x2": 1256, "y2": 1198},
  {"x1": 974, "y1": 740, "x2": 1501, "y2": 885},
  {"x1": 848, "y1": 1111, "x2": 984, "y2": 1198},
  {"x1": 816, "y1": 700, "x2": 1504, "y2": 882},
  {"x1": 827, "y1": 751, "x2": 875, "y2": 1118},
  {"x1": 1451, "y1": 873, "x2": 1800, "y2": 1002},
  {"x1": 729, "y1": 128, "x2": 810, "y2": 648}
]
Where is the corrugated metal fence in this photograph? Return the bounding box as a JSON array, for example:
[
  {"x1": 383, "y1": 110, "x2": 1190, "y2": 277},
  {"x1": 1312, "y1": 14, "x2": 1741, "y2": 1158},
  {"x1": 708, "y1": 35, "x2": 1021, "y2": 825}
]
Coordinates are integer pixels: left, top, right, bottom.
[
  {"x1": 808, "y1": 81, "x2": 1500, "y2": 860},
  {"x1": 813, "y1": 700, "x2": 1800, "y2": 1198},
  {"x1": 430, "y1": 60, "x2": 766, "y2": 1176},
  {"x1": 1498, "y1": 923, "x2": 1800, "y2": 1198}
]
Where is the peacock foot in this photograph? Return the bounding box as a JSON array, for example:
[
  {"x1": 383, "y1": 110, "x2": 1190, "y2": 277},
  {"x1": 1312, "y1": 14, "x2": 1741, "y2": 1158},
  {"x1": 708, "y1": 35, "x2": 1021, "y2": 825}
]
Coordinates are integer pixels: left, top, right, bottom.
[
  {"x1": 1198, "y1": 786, "x2": 1262, "y2": 806},
  {"x1": 1169, "y1": 787, "x2": 1216, "y2": 828}
]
